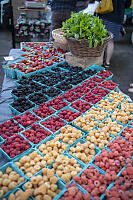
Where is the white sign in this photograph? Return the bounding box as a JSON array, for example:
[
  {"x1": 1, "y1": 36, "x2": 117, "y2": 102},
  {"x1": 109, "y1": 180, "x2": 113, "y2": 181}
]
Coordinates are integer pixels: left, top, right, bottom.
[{"x1": 4, "y1": 56, "x2": 14, "y2": 61}]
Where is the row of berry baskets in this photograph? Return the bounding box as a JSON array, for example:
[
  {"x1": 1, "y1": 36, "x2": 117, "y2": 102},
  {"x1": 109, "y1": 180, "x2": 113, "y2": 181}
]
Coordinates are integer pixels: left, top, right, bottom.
[
  {"x1": 0, "y1": 99, "x2": 132, "y2": 199},
  {"x1": 1, "y1": 48, "x2": 132, "y2": 199},
  {"x1": 0, "y1": 131, "x2": 132, "y2": 200},
  {"x1": 9, "y1": 64, "x2": 116, "y2": 116}
]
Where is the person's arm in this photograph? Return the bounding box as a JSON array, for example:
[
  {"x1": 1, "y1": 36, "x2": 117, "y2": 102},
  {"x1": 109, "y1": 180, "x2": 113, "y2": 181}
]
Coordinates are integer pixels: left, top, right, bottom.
[{"x1": 76, "y1": 1, "x2": 90, "y2": 11}]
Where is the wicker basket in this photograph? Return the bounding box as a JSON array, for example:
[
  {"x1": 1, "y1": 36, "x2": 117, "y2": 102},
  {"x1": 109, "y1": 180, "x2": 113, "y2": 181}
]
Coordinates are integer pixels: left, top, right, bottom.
[
  {"x1": 66, "y1": 32, "x2": 113, "y2": 57},
  {"x1": 52, "y1": 28, "x2": 69, "y2": 51}
]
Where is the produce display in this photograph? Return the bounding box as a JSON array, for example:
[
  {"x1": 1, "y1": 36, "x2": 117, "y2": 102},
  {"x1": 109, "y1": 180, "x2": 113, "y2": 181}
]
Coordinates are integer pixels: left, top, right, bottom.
[
  {"x1": 38, "y1": 137, "x2": 68, "y2": 164},
  {"x1": 97, "y1": 99, "x2": 119, "y2": 112},
  {"x1": 0, "y1": 42, "x2": 133, "y2": 200},
  {"x1": 0, "y1": 166, "x2": 24, "y2": 198},
  {"x1": 74, "y1": 114, "x2": 99, "y2": 132},
  {"x1": 1, "y1": 134, "x2": 31, "y2": 158},
  {"x1": 15, "y1": 19, "x2": 50, "y2": 37},
  {"x1": 70, "y1": 85, "x2": 91, "y2": 95},
  {"x1": 32, "y1": 105, "x2": 55, "y2": 118},
  {"x1": 86, "y1": 127, "x2": 113, "y2": 149},
  {"x1": 98, "y1": 80, "x2": 118, "y2": 90},
  {"x1": 3, "y1": 189, "x2": 33, "y2": 200},
  {"x1": 97, "y1": 70, "x2": 113, "y2": 79},
  {"x1": 99, "y1": 118, "x2": 123, "y2": 136},
  {"x1": 14, "y1": 111, "x2": 40, "y2": 127},
  {"x1": 107, "y1": 136, "x2": 133, "y2": 159},
  {"x1": 41, "y1": 116, "x2": 66, "y2": 132},
  {"x1": 69, "y1": 140, "x2": 96, "y2": 164},
  {"x1": 111, "y1": 108, "x2": 133, "y2": 124},
  {"x1": 89, "y1": 76, "x2": 105, "y2": 83},
  {"x1": 107, "y1": 91, "x2": 126, "y2": 103},
  {"x1": 59, "y1": 182, "x2": 91, "y2": 200},
  {"x1": 3, "y1": 44, "x2": 66, "y2": 79},
  {"x1": 29, "y1": 92, "x2": 48, "y2": 105},
  {"x1": 14, "y1": 150, "x2": 48, "y2": 178},
  {"x1": 46, "y1": 97, "x2": 68, "y2": 111},
  {"x1": 56, "y1": 125, "x2": 83, "y2": 145},
  {"x1": 94, "y1": 149, "x2": 125, "y2": 175},
  {"x1": 0, "y1": 118, "x2": 23, "y2": 139},
  {"x1": 11, "y1": 97, "x2": 35, "y2": 113},
  {"x1": 120, "y1": 99, "x2": 133, "y2": 112},
  {"x1": 82, "y1": 92, "x2": 102, "y2": 104},
  {"x1": 70, "y1": 100, "x2": 91, "y2": 113},
  {"x1": 85, "y1": 107, "x2": 109, "y2": 121},
  {"x1": 58, "y1": 109, "x2": 81, "y2": 122},
  {"x1": 121, "y1": 126, "x2": 133, "y2": 142},
  {"x1": 73, "y1": 165, "x2": 112, "y2": 198},
  {"x1": 52, "y1": 155, "x2": 82, "y2": 182},
  {"x1": 62, "y1": 12, "x2": 107, "y2": 48},
  {"x1": 61, "y1": 91, "x2": 83, "y2": 103},
  {"x1": 91, "y1": 86, "x2": 110, "y2": 97},
  {"x1": 23, "y1": 168, "x2": 63, "y2": 199},
  {"x1": 105, "y1": 160, "x2": 133, "y2": 199},
  {"x1": 21, "y1": 124, "x2": 52, "y2": 144}
]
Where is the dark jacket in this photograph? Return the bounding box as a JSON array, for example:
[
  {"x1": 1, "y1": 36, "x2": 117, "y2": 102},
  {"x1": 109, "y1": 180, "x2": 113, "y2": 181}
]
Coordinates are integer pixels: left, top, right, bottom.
[
  {"x1": 99, "y1": 0, "x2": 132, "y2": 24},
  {"x1": 51, "y1": 0, "x2": 78, "y2": 11}
]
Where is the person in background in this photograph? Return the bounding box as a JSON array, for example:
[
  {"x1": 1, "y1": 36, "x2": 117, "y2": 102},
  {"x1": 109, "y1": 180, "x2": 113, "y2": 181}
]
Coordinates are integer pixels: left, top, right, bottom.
[
  {"x1": 76, "y1": 0, "x2": 90, "y2": 12},
  {"x1": 97, "y1": 0, "x2": 132, "y2": 68},
  {"x1": 49, "y1": 0, "x2": 77, "y2": 41},
  {"x1": 49, "y1": 0, "x2": 89, "y2": 41}
]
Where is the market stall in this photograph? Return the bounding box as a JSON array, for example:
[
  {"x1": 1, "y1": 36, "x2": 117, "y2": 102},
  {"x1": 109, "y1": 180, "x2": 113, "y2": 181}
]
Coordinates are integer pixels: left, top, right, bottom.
[{"x1": 0, "y1": 12, "x2": 133, "y2": 200}]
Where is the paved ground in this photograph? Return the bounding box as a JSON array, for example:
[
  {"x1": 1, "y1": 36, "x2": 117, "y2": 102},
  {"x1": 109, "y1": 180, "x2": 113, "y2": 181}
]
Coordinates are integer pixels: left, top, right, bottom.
[
  {"x1": 0, "y1": 25, "x2": 133, "y2": 99},
  {"x1": 110, "y1": 25, "x2": 133, "y2": 100}
]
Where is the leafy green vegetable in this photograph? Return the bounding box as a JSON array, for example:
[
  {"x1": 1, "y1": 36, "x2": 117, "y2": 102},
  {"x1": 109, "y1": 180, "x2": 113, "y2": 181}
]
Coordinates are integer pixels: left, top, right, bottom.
[{"x1": 62, "y1": 12, "x2": 107, "y2": 48}]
